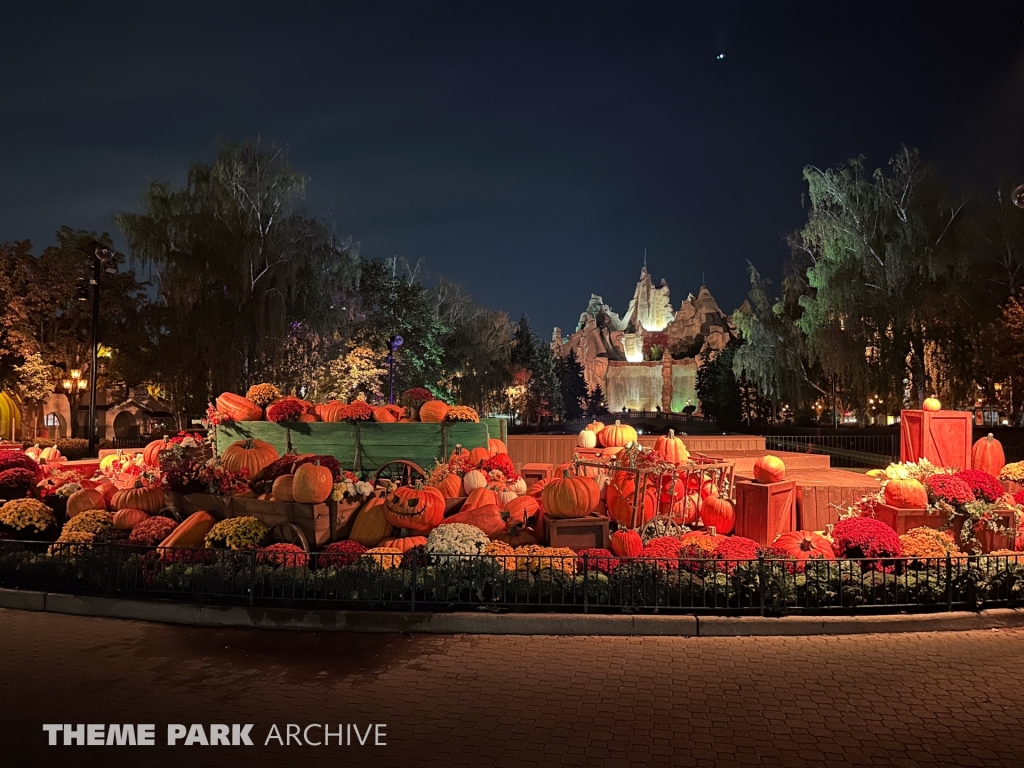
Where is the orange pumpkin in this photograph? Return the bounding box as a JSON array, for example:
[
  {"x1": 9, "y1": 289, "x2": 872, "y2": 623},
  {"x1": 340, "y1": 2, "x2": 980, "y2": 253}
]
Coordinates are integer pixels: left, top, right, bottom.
[
  {"x1": 431, "y1": 473, "x2": 464, "y2": 499},
  {"x1": 599, "y1": 420, "x2": 638, "y2": 448},
  {"x1": 272, "y1": 474, "x2": 296, "y2": 502},
  {"x1": 680, "y1": 528, "x2": 726, "y2": 550},
  {"x1": 584, "y1": 421, "x2": 605, "y2": 434},
  {"x1": 380, "y1": 531, "x2": 428, "y2": 552},
  {"x1": 502, "y1": 495, "x2": 540, "y2": 529},
  {"x1": 527, "y1": 477, "x2": 553, "y2": 503},
  {"x1": 922, "y1": 397, "x2": 941, "y2": 412},
  {"x1": 112, "y1": 508, "x2": 150, "y2": 530},
  {"x1": 495, "y1": 525, "x2": 539, "y2": 547},
  {"x1": 658, "y1": 478, "x2": 699, "y2": 525},
  {"x1": 384, "y1": 482, "x2": 445, "y2": 532},
  {"x1": 700, "y1": 495, "x2": 736, "y2": 534},
  {"x1": 348, "y1": 496, "x2": 394, "y2": 546},
  {"x1": 610, "y1": 529, "x2": 643, "y2": 558},
  {"x1": 317, "y1": 400, "x2": 347, "y2": 423},
  {"x1": 753, "y1": 455, "x2": 786, "y2": 484},
  {"x1": 373, "y1": 404, "x2": 406, "y2": 422},
  {"x1": 440, "y1": 503, "x2": 506, "y2": 537},
  {"x1": 463, "y1": 486, "x2": 498, "y2": 511},
  {"x1": 38, "y1": 446, "x2": 63, "y2": 463},
  {"x1": 292, "y1": 462, "x2": 333, "y2": 504},
  {"x1": 142, "y1": 435, "x2": 172, "y2": 466},
  {"x1": 605, "y1": 473, "x2": 659, "y2": 527},
  {"x1": 66, "y1": 488, "x2": 106, "y2": 518},
  {"x1": 158, "y1": 511, "x2": 215, "y2": 550},
  {"x1": 773, "y1": 530, "x2": 836, "y2": 562},
  {"x1": 542, "y1": 472, "x2": 600, "y2": 519},
  {"x1": 221, "y1": 439, "x2": 279, "y2": 479},
  {"x1": 468, "y1": 446, "x2": 491, "y2": 466},
  {"x1": 110, "y1": 485, "x2": 165, "y2": 514},
  {"x1": 216, "y1": 392, "x2": 264, "y2": 421},
  {"x1": 418, "y1": 400, "x2": 449, "y2": 423},
  {"x1": 883, "y1": 477, "x2": 928, "y2": 509},
  {"x1": 972, "y1": 433, "x2": 1005, "y2": 476},
  {"x1": 653, "y1": 429, "x2": 689, "y2": 464},
  {"x1": 296, "y1": 412, "x2": 320, "y2": 423},
  {"x1": 488, "y1": 438, "x2": 507, "y2": 455}
]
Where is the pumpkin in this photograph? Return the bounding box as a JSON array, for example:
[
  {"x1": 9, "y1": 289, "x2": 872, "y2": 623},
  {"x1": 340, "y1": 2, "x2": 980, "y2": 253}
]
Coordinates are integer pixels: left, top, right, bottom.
[
  {"x1": 373, "y1": 404, "x2": 405, "y2": 423},
  {"x1": 610, "y1": 529, "x2": 643, "y2": 558},
  {"x1": 463, "y1": 469, "x2": 489, "y2": 493},
  {"x1": 884, "y1": 477, "x2": 928, "y2": 509},
  {"x1": 680, "y1": 528, "x2": 726, "y2": 550},
  {"x1": 317, "y1": 400, "x2": 347, "y2": 423},
  {"x1": 99, "y1": 451, "x2": 125, "y2": 474},
  {"x1": 599, "y1": 420, "x2": 638, "y2": 448},
  {"x1": 110, "y1": 486, "x2": 165, "y2": 514},
  {"x1": 468, "y1": 446, "x2": 491, "y2": 466},
  {"x1": 577, "y1": 430, "x2": 598, "y2": 449},
  {"x1": 296, "y1": 412, "x2": 320, "y2": 423},
  {"x1": 773, "y1": 530, "x2": 836, "y2": 562},
  {"x1": 92, "y1": 479, "x2": 117, "y2": 505},
  {"x1": 653, "y1": 430, "x2": 689, "y2": 465},
  {"x1": 431, "y1": 473, "x2": 464, "y2": 499},
  {"x1": 488, "y1": 438, "x2": 507, "y2": 455},
  {"x1": 348, "y1": 496, "x2": 394, "y2": 546},
  {"x1": 753, "y1": 455, "x2": 786, "y2": 484},
  {"x1": 158, "y1": 511, "x2": 216, "y2": 550},
  {"x1": 216, "y1": 392, "x2": 264, "y2": 422},
  {"x1": 384, "y1": 482, "x2": 445, "y2": 532},
  {"x1": 527, "y1": 477, "x2": 553, "y2": 502},
  {"x1": 658, "y1": 478, "x2": 699, "y2": 525},
  {"x1": 142, "y1": 436, "x2": 173, "y2": 466},
  {"x1": 439, "y1": 504, "x2": 506, "y2": 537},
  {"x1": 600, "y1": 446, "x2": 624, "y2": 460},
  {"x1": 700, "y1": 495, "x2": 735, "y2": 534},
  {"x1": 292, "y1": 461, "x2": 333, "y2": 504},
  {"x1": 272, "y1": 474, "x2": 295, "y2": 502},
  {"x1": 922, "y1": 397, "x2": 941, "y2": 411},
  {"x1": 605, "y1": 472, "x2": 659, "y2": 527},
  {"x1": 66, "y1": 488, "x2": 106, "y2": 518},
  {"x1": 24, "y1": 444, "x2": 42, "y2": 461},
  {"x1": 502, "y1": 495, "x2": 540, "y2": 529},
  {"x1": 972, "y1": 433, "x2": 1005, "y2": 476},
  {"x1": 542, "y1": 472, "x2": 600, "y2": 519},
  {"x1": 509, "y1": 476, "x2": 528, "y2": 495},
  {"x1": 112, "y1": 508, "x2": 150, "y2": 530},
  {"x1": 419, "y1": 400, "x2": 449, "y2": 423},
  {"x1": 221, "y1": 438, "x2": 279, "y2": 478},
  {"x1": 39, "y1": 445, "x2": 63, "y2": 462},
  {"x1": 584, "y1": 421, "x2": 605, "y2": 434},
  {"x1": 495, "y1": 525, "x2": 538, "y2": 547},
  {"x1": 494, "y1": 488, "x2": 518, "y2": 508},
  {"x1": 380, "y1": 531, "x2": 428, "y2": 552},
  {"x1": 463, "y1": 486, "x2": 498, "y2": 511}
]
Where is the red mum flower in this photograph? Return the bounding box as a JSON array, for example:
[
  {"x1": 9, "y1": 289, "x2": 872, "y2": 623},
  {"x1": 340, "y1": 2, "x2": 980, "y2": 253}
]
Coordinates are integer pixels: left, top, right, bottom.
[
  {"x1": 128, "y1": 516, "x2": 178, "y2": 546},
  {"x1": 482, "y1": 453, "x2": 519, "y2": 481},
  {"x1": 831, "y1": 517, "x2": 901, "y2": 560},
  {"x1": 925, "y1": 474, "x2": 975, "y2": 506},
  {"x1": 952, "y1": 470, "x2": 1004, "y2": 503},
  {"x1": 266, "y1": 397, "x2": 307, "y2": 423},
  {"x1": 318, "y1": 540, "x2": 367, "y2": 568},
  {"x1": 577, "y1": 547, "x2": 620, "y2": 574},
  {"x1": 710, "y1": 536, "x2": 760, "y2": 573},
  {"x1": 257, "y1": 542, "x2": 309, "y2": 568}
]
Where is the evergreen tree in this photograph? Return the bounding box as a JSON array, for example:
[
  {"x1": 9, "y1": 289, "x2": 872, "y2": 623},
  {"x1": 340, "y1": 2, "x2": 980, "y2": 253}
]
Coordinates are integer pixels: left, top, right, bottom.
[
  {"x1": 696, "y1": 338, "x2": 744, "y2": 426},
  {"x1": 557, "y1": 349, "x2": 588, "y2": 420},
  {"x1": 586, "y1": 383, "x2": 609, "y2": 417}
]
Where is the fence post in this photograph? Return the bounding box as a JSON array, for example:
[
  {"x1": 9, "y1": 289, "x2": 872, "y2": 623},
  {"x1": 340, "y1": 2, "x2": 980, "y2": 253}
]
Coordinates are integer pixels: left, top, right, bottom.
[
  {"x1": 410, "y1": 556, "x2": 417, "y2": 613},
  {"x1": 945, "y1": 553, "x2": 952, "y2": 612},
  {"x1": 249, "y1": 550, "x2": 256, "y2": 607},
  {"x1": 582, "y1": 553, "x2": 589, "y2": 614},
  {"x1": 758, "y1": 554, "x2": 765, "y2": 617}
]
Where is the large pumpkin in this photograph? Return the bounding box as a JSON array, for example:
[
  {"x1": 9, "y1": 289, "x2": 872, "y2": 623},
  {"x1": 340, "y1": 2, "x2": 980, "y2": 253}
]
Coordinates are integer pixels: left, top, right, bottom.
[
  {"x1": 216, "y1": 392, "x2": 264, "y2": 422},
  {"x1": 610, "y1": 529, "x2": 643, "y2": 558},
  {"x1": 431, "y1": 473, "x2": 464, "y2": 499},
  {"x1": 380, "y1": 532, "x2": 428, "y2": 552},
  {"x1": 972, "y1": 433, "x2": 1005, "y2": 476},
  {"x1": 113, "y1": 508, "x2": 150, "y2": 530},
  {"x1": 584, "y1": 421, "x2": 605, "y2": 434},
  {"x1": 317, "y1": 400, "x2": 347, "y2": 423},
  {"x1": 773, "y1": 530, "x2": 836, "y2": 562},
  {"x1": 158, "y1": 511, "x2": 215, "y2": 550},
  {"x1": 605, "y1": 472, "x2": 659, "y2": 527},
  {"x1": 110, "y1": 485, "x2": 165, "y2": 514},
  {"x1": 468, "y1": 446, "x2": 491, "y2": 466},
  {"x1": 142, "y1": 436, "x2": 173, "y2": 466},
  {"x1": 373, "y1": 404, "x2": 405, "y2": 423},
  {"x1": 577, "y1": 430, "x2": 598, "y2": 449},
  {"x1": 463, "y1": 486, "x2": 498, "y2": 511},
  {"x1": 599, "y1": 420, "x2": 638, "y2": 449},
  {"x1": 488, "y1": 438, "x2": 507, "y2": 455},
  {"x1": 271, "y1": 474, "x2": 295, "y2": 502},
  {"x1": 221, "y1": 439, "x2": 279, "y2": 479},
  {"x1": 653, "y1": 430, "x2": 689, "y2": 465},
  {"x1": 418, "y1": 400, "x2": 449, "y2": 423},
  {"x1": 502, "y1": 495, "x2": 540, "y2": 529},
  {"x1": 384, "y1": 482, "x2": 445, "y2": 532},
  {"x1": 292, "y1": 462, "x2": 333, "y2": 504},
  {"x1": 440, "y1": 504, "x2": 506, "y2": 537},
  {"x1": 66, "y1": 488, "x2": 106, "y2": 518},
  {"x1": 542, "y1": 472, "x2": 600, "y2": 519},
  {"x1": 348, "y1": 496, "x2": 394, "y2": 546},
  {"x1": 753, "y1": 455, "x2": 786, "y2": 484},
  {"x1": 884, "y1": 477, "x2": 928, "y2": 509},
  {"x1": 700, "y1": 495, "x2": 735, "y2": 534},
  {"x1": 922, "y1": 397, "x2": 941, "y2": 412}
]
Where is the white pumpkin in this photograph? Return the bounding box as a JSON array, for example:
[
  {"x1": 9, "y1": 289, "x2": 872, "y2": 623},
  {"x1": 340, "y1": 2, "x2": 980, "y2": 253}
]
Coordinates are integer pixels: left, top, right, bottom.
[
  {"x1": 577, "y1": 429, "x2": 597, "y2": 449},
  {"x1": 463, "y1": 469, "x2": 488, "y2": 493},
  {"x1": 509, "y1": 477, "x2": 528, "y2": 495},
  {"x1": 496, "y1": 489, "x2": 518, "y2": 507}
]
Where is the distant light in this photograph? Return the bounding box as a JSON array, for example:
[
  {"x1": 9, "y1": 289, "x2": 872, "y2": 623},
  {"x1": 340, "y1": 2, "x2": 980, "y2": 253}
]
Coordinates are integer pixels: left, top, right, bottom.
[{"x1": 716, "y1": 53, "x2": 725, "y2": 61}]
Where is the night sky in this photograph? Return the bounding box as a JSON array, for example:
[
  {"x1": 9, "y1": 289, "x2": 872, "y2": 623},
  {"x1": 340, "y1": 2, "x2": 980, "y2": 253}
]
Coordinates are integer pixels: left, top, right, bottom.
[{"x1": 3, "y1": 1, "x2": 1023, "y2": 337}]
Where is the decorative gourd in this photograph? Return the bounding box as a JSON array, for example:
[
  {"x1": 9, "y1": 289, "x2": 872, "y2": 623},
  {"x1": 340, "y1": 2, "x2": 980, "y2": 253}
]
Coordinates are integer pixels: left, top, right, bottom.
[
  {"x1": 380, "y1": 531, "x2": 428, "y2": 552},
  {"x1": 384, "y1": 482, "x2": 445, "y2": 532},
  {"x1": 541, "y1": 472, "x2": 600, "y2": 519},
  {"x1": 577, "y1": 430, "x2": 598, "y2": 449},
  {"x1": 158, "y1": 511, "x2": 216, "y2": 549},
  {"x1": 272, "y1": 474, "x2": 296, "y2": 502},
  {"x1": 700, "y1": 495, "x2": 736, "y2": 534},
  {"x1": 110, "y1": 485, "x2": 164, "y2": 514},
  {"x1": 488, "y1": 438, "x2": 507, "y2": 455},
  {"x1": 439, "y1": 504, "x2": 506, "y2": 537},
  {"x1": 605, "y1": 474, "x2": 659, "y2": 527},
  {"x1": 316, "y1": 400, "x2": 347, "y2": 423},
  {"x1": 922, "y1": 397, "x2": 941, "y2": 411},
  {"x1": 753, "y1": 455, "x2": 786, "y2": 484},
  {"x1": 216, "y1": 392, "x2": 264, "y2": 422},
  {"x1": 884, "y1": 477, "x2": 928, "y2": 509},
  {"x1": 292, "y1": 461, "x2": 333, "y2": 504},
  {"x1": 653, "y1": 430, "x2": 689, "y2": 464},
  {"x1": 610, "y1": 529, "x2": 643, "y2": 558},
  {"x1": 599, "y1": 420, "x2": 638, "y2": 448},
  {"x1": 463, "y1": 486, "x2": 498, "y2": 511},
  {"x1": 972, "y1": 433, "x2": 1005, "y2": 476},
  {"x1": 142, "y1": 436, "x2": 172, "y2": 467},
  {"x1": 348, "y1": 496, "x2": 394, "y2": 546},
  {"x1": 502, "y1": 495, "x2": 539, "y2": 529},
  {"x1": 772, "y1": 530, "x2": 836, "y2": 562},
  {"x1": 418, "y1": 400, "x2": 449, "y2": 423},
  {"x1": 468, "y1": 446, "x2": 491, "y2": 466},
  {"x1": 66, "y1": 488, "x2": 106, "y2": 518},
  {"x1": 221, "y1": 439, "x2": 279, "y2": 478},
  {"x1": 431, "y1": 473, "x2": 464, "y2": 499},
  {"x1": 463, "y1": 469, "x2": 488, "y2": 493},
  {"x1": 112, "y1": 508, "x2": 150, "y2": 530}
]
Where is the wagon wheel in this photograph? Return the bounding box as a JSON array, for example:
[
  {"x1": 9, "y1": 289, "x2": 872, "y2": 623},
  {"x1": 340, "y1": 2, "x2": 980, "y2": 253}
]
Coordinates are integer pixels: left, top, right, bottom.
[
  {"x1": 372, "y1": 459, "x2": 426, "y2": 488},
  {"x1": 638, "y1": 515, "x2": 686, "y2": 544},
  {"x1": 265, "y1": 522, "x2": 309, "y2": 552}
]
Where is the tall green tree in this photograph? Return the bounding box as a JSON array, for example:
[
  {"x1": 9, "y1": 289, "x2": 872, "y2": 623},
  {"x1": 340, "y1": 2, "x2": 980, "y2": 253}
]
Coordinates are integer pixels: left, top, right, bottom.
[{"x1": 557, "y1": 349, "x2": 588, "y2": 421}]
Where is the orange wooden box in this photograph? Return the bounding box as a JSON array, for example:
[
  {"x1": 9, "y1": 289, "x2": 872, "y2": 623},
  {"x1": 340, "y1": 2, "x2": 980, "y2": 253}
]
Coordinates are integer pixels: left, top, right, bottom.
[
  {"x1": 520, "y1": 463, "x2": 554, "y2": 489},
  {"x1": 873, "y1": 504, "x2": 945, "y2": 535},
  {"x1": 900, "y1": 409, "x2": 972, "y2": 470},
  {"x1": 543, "y1": 514, "x2": 610, "y2": 552},
  {"x1": 734, "y1": 480, "x2": 797, "y2": 545}
]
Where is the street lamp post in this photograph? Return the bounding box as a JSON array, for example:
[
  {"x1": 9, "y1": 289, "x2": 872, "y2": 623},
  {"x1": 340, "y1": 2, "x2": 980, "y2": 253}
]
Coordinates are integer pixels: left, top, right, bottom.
[
  {"x1": 386, "y1": 335, "x2": 403, "y2": 405},
  {"x1": 80, "y1": 241, "x2": 118, "y2": 456}
]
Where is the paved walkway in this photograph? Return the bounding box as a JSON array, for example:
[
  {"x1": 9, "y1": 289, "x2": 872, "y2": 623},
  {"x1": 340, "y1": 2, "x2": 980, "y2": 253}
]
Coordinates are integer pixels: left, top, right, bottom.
[{"x1": 1, "y1": 607, "x2": 1022, "y2": 767}]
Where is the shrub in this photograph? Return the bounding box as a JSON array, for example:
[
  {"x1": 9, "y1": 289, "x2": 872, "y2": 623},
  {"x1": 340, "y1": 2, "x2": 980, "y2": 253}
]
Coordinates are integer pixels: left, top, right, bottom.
[
  {"x1": 257, "y1": 543, "x2": 309, "y2": 568},
  {"x1": 317, "y1": 540, "x2": 367, "y2": 568},
  {"x1": 0, "y1": 468, "x2": 38, "y2": 499},
  {"x1": 128, "y1": 516, "x2": 178, "y2": 546},
  {"x1": 831, "y1": 517, "x2": 902, "y2": 562},
  {"x1": 577, "y1": 547, "x2": 620, "y2": 574}
]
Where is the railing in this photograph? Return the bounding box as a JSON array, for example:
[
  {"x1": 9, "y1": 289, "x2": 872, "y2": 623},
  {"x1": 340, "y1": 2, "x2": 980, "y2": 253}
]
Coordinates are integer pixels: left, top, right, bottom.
[
  {"x1": 765, "y1": 433, "x2": 899, "y2": 469},
  {"x1": 2, "y1": 540, "x2": 1022, "y2": 615},
  {"x1": 110, "y1": 437, "x2": 150, "y2": 449},
  {"x1": 564, "y1": 412, "x2": 715, "y2": 428}
]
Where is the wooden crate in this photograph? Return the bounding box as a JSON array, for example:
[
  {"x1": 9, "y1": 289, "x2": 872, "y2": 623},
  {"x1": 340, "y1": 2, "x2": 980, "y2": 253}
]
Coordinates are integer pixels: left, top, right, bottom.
[
  {"x1": 900, "y1": 409, "x2": 973, "y2": 470},
  {"x1": 790, "y1": 469, "x2": 882, "y2": 530},
  {"x1": 873, "y1": 504, "x2": 946, "y2": 535},
  {"x1": 168, "y1": 492, "x2": 231, "y2": 520},
  {"x1": 330, "y1": 498, "x2": 364, "y2": 541},
  {"x1": 520, "y1": 463, "x2": 554, "y2": 489},
  {"x1": 229, "y1": 497, "x2": 331, "y2": 547},
  {"x1": 734, "y1": 480, "x2": 797, "y2": 545},
  {"x1": 949, "y1": 510, "x2": 1018, "y2": 554},
  {"x1": 1001, "y1": 480, "x2": 1022, "y2": 495},
  {"x1": 543, "y1": 514, "x2": 609, "y2": 551}
]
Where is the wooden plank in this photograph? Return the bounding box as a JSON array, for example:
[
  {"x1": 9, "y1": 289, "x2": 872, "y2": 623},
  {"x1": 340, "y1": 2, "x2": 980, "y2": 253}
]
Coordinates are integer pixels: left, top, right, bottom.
[
  {"x1": 287, "y1": 422, "x2": 358, "y2": 467},
  {"x1": 735, "y1": 480, "x2": 797, "y2": 545},
  {"x1": 357, "y1": 423, "x2": 441, "y2": 472},
  {"x1": 216, "y1": 422, "x2": 290, "y2": 456},
  {"x1": 444, "y1": 423, "x2": 490, "y2": 455},
  {"x1": 229, "y1": 496, "x2": 331, "y2": 547}
]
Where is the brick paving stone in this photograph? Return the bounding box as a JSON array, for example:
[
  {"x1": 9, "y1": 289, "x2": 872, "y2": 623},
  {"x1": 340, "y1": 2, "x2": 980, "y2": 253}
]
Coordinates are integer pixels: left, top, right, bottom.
[{"x1": 3, "y1": 608, "x2": 1024, "y2": 766}]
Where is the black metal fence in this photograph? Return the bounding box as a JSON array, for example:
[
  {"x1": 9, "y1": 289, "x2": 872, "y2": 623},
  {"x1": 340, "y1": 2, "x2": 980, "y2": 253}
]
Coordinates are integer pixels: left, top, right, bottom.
[
  {"x1": 764, "y1": 432, "x2": 900, "y2": 469},
  {"x1": 2, "y1": 540, "x2": 1022, "y2": 615}
]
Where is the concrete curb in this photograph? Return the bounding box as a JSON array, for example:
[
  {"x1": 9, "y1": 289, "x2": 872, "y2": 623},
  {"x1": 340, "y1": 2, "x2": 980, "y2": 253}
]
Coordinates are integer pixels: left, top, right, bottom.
[{"x1": 3, "y1": 588, "x2": 1024, "y2": 636}]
